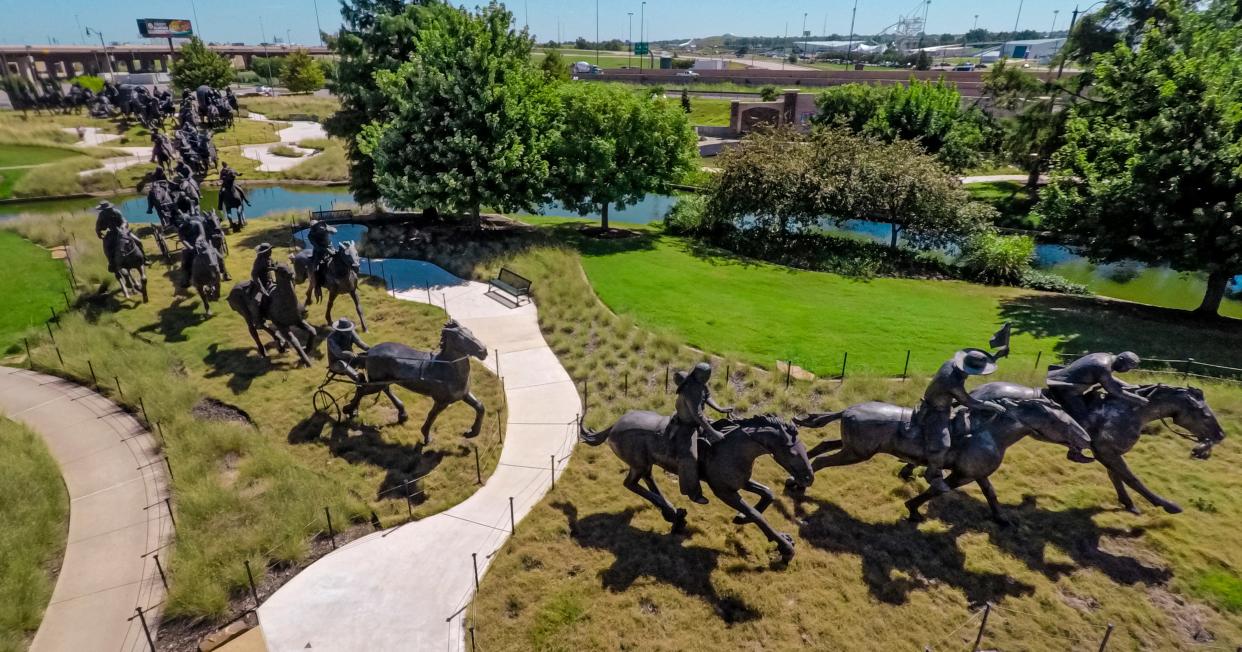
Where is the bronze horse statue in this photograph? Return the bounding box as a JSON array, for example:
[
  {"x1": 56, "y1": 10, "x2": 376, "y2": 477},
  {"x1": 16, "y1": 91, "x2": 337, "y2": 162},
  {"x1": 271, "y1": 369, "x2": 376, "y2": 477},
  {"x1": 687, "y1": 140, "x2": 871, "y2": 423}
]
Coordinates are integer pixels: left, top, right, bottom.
[
  {"x1": 793, "y1": 395, "x2": 1092, "y2": 524},
  {"x1": 111, "y1": 224, "x2": 148, "y2": 302},
  {"x1": 188, "y1": 239, "x2": 223, "y2": 316},
  {"x1": 579, "y1": 412, "x2": 815, "y2": 560},
  {"x1": 227, "y1": 263, "x2": 316, "y2": 367},
  {"x1": 960, "y1": 382, "x2": 1226, "y2": 515},
  {"x1": 290, "y1": 242, "x2": 367, "y2": 332},
  {"x1": 344, "y1": 321, "x2": 488, "y2": 443},
  {"x1": 146, "y1": 181, "x2": 176, "y2": 227},
  {"x1": 218, "y1": 183, "x2": 249, "y2": 231}
]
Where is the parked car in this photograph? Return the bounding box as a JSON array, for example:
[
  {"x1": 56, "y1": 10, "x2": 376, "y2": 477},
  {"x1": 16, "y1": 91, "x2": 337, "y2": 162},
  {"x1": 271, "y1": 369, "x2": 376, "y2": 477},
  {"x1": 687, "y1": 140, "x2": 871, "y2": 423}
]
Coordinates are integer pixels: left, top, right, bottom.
[
  {"x1": 676, "y1": 70, "x2": 700, "y2": 77},
  {"x1": 953, "y1": 63, "x2": 975, "y2": 72}
]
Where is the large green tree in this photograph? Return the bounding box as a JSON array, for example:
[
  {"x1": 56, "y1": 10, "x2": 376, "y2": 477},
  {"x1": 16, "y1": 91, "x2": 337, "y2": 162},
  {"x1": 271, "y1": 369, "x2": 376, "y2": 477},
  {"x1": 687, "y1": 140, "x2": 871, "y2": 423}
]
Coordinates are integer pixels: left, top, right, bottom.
[
  {"x1": 1037, "y1": 0, "x2": 1242, "y2": 316},
  {"x1": 327, "y1": 0, "x2": 436, "y2": 204},
  {"x1": 170, "y1": 37, "x2": 234, "y2": 91},
  {"x1": 368, "y1": 2, "x2": 557, "y2": 223},
  {"x1": 280, "y1": 50, "x2": 325, "y2": 93},
  {"x1": 548, "y1": 84, "x2": 696, "y2": 230}
]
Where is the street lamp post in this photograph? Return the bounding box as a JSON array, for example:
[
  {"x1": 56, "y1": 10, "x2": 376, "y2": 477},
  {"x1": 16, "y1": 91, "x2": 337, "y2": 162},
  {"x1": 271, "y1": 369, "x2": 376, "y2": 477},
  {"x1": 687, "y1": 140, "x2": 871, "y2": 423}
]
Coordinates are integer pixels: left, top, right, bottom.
[
  {"x1": 1050, "y1": 9, "x2": 1060, "y2": 37},
  {"x1": 313, "y1": 0, "x2": 324, "y2": 45},
  {"x1": 639, "y1": 1, "x2": 646, "y2": 71},
  {"x1": 595, "y1": 0, "x2": 599, "y2": 67},
  {"x1": 628, "y1": 13, "x2": 633, "y2": 68},
  {"x1": 800, "y1": 12, "x2": 807, "y2": 59},
  {"x1": 918, "y1": 0, "x2": 931, "y2": 50},
  {"x1": 845, "y1": 0, "x2": 858, "y2": 70},
  {"x1": 1056, "y1": 1, "x2": 1105, "y2": 78},
  {"x1": 188, "y1": 0, "x2": 202, "y2": 40},
  {"x1": 1013, "y1": 0, "x2": 1025, "y2": 35},
  {"x1": 85, "y1": 27, "x2": 114, "y2": 77}
]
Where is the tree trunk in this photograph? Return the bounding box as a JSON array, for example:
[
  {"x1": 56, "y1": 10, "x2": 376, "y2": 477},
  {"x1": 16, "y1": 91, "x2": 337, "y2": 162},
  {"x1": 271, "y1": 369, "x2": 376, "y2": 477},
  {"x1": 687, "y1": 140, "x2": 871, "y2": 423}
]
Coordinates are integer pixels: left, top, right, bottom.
[
  {"x1": 1195, "y1": 270, "x2": 1231, "y2": 317},
  {"x1": 601, "y1": 202, "x2": 609, "y2": 231},
  {"x1": 1026, "y1": 164, "x2": 1042, "y2": 190},
  {"x1": 472, "y1": 204, "x2": 482, "y2": 230},
  {"x1": 890, "y1": 224, "x2": 901, "y2": 249}
]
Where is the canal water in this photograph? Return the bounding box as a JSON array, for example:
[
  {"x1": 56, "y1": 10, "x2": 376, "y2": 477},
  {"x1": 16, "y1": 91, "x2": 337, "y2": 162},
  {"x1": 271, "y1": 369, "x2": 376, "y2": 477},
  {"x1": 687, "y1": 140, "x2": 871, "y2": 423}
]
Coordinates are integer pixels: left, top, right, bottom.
[{"x1": 3, "y1": 186, "x2": 1237, "y2": 317}]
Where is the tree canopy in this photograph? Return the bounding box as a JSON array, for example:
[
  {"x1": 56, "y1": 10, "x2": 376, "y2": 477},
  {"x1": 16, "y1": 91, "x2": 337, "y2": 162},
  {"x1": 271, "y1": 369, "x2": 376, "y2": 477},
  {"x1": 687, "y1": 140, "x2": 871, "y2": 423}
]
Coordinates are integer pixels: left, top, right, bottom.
[
  {"x1": 368, "y1": 2, "x2": 557, "y2": 221},
  {"x1": 1037, "y1": 0, "x2": 1242, "y2": 316},
  {"x1": 280, "y1": 50, "x2": 326, "y2": 93},
  {"x1": 170, "y1": 37, "x2": 234, "y2": 91},
  {"x1": 812, "y1": 78, "x2": 990, "y2": 171},
  {"x1": 548, "y1": 84, "x2": 696, "y2": 230}
]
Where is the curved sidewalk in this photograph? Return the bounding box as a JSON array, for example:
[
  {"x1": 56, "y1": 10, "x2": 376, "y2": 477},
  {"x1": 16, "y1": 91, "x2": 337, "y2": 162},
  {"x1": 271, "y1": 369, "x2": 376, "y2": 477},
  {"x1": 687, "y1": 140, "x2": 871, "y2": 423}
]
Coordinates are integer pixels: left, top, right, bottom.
[
  {"x1": 258, "y1": 261, "x2": 581, "y2": 652},
  {"x1": 0, "y1": 367, "x2": 171, "y2": 652}
]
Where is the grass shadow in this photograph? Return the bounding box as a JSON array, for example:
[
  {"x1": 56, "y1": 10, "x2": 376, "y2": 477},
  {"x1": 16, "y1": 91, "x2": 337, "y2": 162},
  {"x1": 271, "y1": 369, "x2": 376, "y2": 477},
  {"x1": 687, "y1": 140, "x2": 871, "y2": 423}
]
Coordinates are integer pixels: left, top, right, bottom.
[
  {"x1": 794, "y1": 496, "x2": 1036, "y2": 606},
  {"x1": 134, "y1": 296, "x2": 203, "y2": 343},
  {"x1": 554, "y1": 501, "x2": 761, "y2": 624},
  {"x1": 201, "y1": 341, "x2": 283, "y2": 394}
]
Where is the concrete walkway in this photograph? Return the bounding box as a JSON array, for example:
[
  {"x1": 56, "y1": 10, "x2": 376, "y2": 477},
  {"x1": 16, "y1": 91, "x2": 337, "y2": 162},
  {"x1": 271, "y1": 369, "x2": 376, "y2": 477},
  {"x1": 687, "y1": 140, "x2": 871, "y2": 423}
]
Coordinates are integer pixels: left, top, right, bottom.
[
  {"x1": 258, "y1": 260, "x2": 581, "y2": 652},
  {"x1": 960, "y1": 174, "x2": 1045, "y2": 185},
  {"x1": 0, "y1": 367, "x2": 171, "y2": 652},
  {"x1": 241, "y1": 114, "x2": 328, "y2": 172}
]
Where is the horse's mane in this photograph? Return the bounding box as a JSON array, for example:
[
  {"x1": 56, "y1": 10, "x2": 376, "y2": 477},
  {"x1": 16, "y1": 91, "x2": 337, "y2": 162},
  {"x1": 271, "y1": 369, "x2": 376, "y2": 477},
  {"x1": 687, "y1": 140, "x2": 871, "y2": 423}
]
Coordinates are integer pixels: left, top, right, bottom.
[{"x1": 733, "y1": 413, "x2": 794, "y2": 434}]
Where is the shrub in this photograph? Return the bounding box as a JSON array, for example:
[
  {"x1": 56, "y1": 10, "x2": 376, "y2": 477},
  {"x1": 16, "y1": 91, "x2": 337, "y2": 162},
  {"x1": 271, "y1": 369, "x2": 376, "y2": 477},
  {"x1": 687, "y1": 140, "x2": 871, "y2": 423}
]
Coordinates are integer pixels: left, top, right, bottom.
[
  {"x1": 671, "y1": 58, "x2": 695, "y2": 69},
  {"x1": 269, "y1": 144, "x2": 304, "y2": 158},
  {"x1": 72, "y1": 75, "x2": 105, "y2": 93},
  {"x1": 663, "y1": 194, "x2": 710, "y2": 235},
  {"x1": 958, "y1": 230, "x2": 1035, "y2": 284},
  {"x1": 280, "y1": 50, "x2": 326, "y2": 93},
  {"x1": 758, "y1": 85, "x2": 780, "y2": 102},
  {"x1": 1019, "y1": 269, "x2": 1090, "y2": 295},
  {"x1": 235, "y1": 70, "x2": 261, "y2": 84}
]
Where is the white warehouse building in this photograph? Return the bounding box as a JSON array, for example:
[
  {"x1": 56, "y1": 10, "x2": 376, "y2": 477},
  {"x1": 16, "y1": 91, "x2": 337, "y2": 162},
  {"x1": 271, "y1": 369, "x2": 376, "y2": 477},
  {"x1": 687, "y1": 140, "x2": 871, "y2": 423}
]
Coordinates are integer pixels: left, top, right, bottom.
[{"x1": 983, "y1": 38, "x2": 1066, "y2": 64}]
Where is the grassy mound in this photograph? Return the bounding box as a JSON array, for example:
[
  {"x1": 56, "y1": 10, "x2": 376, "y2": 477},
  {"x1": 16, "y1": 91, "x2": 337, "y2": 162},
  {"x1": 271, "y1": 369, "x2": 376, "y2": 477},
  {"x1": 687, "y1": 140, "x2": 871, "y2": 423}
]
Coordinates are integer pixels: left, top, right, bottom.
[
  {"x1": 385, "y1": 220, "x2": 1242, "y2": 650},
  {"x1": 0, "y1": 418, "x2": 68, "y2": 651},
  {"x1": 2, "y1": 216, "x2": 506, "y2": 622}
]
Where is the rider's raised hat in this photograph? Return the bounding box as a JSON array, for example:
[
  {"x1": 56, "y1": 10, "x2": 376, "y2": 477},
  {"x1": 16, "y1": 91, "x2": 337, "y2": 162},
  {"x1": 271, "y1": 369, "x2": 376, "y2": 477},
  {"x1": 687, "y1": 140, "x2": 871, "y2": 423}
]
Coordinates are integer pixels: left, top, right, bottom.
[
  {"x1": 255, "y1": 242, "x2": 273, "y2": 255},
  {"x1": 96, "y1": 200, "x2": 112, "y2": 209},
  {"x1": 952, "y1": 349, "x2": 997, "y2": 376},
  {"x1": 332, "y1": 318, "x2": 355, "y2": 333}
]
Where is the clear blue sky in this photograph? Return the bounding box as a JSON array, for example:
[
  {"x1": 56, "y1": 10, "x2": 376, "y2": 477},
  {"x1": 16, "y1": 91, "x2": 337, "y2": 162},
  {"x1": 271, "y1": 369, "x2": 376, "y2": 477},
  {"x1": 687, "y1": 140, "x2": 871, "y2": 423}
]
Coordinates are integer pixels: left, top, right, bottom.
[{"x1": 0, "y1": 0, "x2": 1086, "y2": 47}]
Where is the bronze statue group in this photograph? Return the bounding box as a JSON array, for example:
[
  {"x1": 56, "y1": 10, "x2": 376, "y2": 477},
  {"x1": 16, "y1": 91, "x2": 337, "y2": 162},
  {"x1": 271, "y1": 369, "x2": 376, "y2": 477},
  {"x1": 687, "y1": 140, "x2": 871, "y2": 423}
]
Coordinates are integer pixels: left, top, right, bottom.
[{"x1": 580, "y1": 325, "x2": 1225, "y2": 561}]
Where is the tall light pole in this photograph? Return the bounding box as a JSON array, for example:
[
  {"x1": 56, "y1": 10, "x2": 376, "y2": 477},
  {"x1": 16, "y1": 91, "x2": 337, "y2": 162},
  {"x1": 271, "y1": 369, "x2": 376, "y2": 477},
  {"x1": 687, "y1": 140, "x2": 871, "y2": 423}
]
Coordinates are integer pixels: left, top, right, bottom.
[
  {"x1": 918, "y1": 0, "x2": 931, "y2": 50},
  {"x1": 973, "y1": 14, "x2": 979, "y2": 31},
  {"x1": 782, "y1": 21, "x2": 788, "y2": 70},
  {"x1": 1013, "y1": 0, "x2": 1025, "y2": 35},
  {"x1": 640, "y1": 1, "x2": 646, "y2": 71},
  {"x1": 188, "y1": 0, "x2": 202, "y2": 40},
  {"x1": 627, "y1": 13, "x2": 633, "y2": 67},
  {"x1": 85, "y1": 27, "x2": 114, "y2": 77},
  {"x1": 313, "y1": 0, "x2": 324, "y2": 45},
  {"x1": 595, "y1": 0, "x2": 599, "y2": 67},
  {"x1": 801, "y1": 12, "x2": 808, "y2": 57},
  {"x1": 845, "y1": 0, "x2": 858, "y2": 70},
  {"x1": 1049, "y1": 9, "x2": 1060, "y2": 36}
]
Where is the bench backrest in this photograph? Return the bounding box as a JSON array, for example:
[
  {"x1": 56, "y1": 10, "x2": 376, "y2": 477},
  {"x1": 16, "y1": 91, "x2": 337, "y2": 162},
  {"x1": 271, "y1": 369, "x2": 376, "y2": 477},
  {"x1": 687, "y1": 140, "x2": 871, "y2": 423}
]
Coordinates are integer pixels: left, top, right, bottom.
[
  {"x1": 310, "y1": 209, "x2": 355, "y2": 221},
  {"x1": 497, "y1": 267, "x2": 532, "y2": 291}
]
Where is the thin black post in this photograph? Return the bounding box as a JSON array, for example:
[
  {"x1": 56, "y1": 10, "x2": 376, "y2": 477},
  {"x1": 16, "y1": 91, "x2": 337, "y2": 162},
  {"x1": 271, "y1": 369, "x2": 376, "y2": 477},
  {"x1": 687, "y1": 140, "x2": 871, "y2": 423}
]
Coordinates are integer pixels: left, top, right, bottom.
[
  {"x1": 24, "y1": 338, "x2": 32, "y2": 368},
  {"x1": 164, "y1": 456, "x2": 174, "y2": 480},
  {"x1": 784, "y1": 361, "x2": 792, "y2": 388},
  {"x1": 471, "y1": 552, "x2": 479, "y2": 590},
  {"x1": 902, "y1": 350, "x2": 911, "y2": 380},
  {"x1": 495, "y1": 349, "x2": 501, "y2": 379},
  {"x1": 840, "y1": 352, "x2": 848, "y2": 381},
  {"x1": 425, "y1": 284, "x2": 432, "y2": 304},
  {"x1": 88, "y1": 359, "x2": 98, "y2": 387},
  {"x1": 54, "y1": 345, "x2": 64, "y2": 367},
  {"x1": 115, "y1": 376, "x2": 124, "y2": 400},
  {"x1": 1097, "y1": 623, "x2": 1114, "y2": 652},
  {"x1": 469, "y1": 624, "x2": 477, "y2": 652},
  {"x1": 509, "y1": 496, "x2": 516, "y2": 534},
  {"x1": 244, "y1": 559, "x2": 260, "y2": 608},
  {"x1": 404, "y1": 479, "x2": 413, "y2": 518},
  {"x1": 63, "y1": 289, "x2": 71, "y2": 310},
  {"x1": 497, "y1": 412, "x2": 503, "y2": 443},
  {"x1": 1184, "y1": 358, "x2": 1195, "y2": 381},
  {"x1": 50, "y1": 306, "x2": 58, "y2": 325},
  {"x1": 46, "y1": 321, "x2": 56, "y2": 341},
  {"x1": 164, "y1": 498, "x2": 175, "y2": 529},
  {"x1": 1034, "y1": 350, "x2": 1043, "y2": 371},
  {"x1": 972, "y1": 603, "x2": 991, "y2": 652},
  {"x1": 623, "y1": 372, "x2": 628, "y2": 397},
  {"x1": 139, "y1": 397, "x2": 149, "y2": 425},
  {"x1": 325, "y1": 506, "x2": 336, "y2": 549},
  {"x1": 550, "y1": 454, "x2": 556, "y2": 489},
  {"x1": 154, "y1": 553, "x2": 168, "y2": 589},
  {"x1": 664, "y1": 365, "x2": 670, "y2": 391},
  {"x1": 725, "y1": 364, "x2": 730, "y2": 386},
  {"x1": 135, "y1": 606, "x2": 155, "y2": 651},
  {"x1": 155, "y1": 421, "x2": 166, "y2": 445},
  {"x1": 583, "y1": 382, "x2": 589, "y2": 411},
  {"x1": 473, "y1": 445, "x2": 482, "y2": 484}
]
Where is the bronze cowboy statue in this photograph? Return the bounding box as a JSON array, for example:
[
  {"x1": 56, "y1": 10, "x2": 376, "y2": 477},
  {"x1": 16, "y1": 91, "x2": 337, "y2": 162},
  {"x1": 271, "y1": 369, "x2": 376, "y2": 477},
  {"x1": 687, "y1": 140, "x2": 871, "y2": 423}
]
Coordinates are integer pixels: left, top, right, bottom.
[
  {"x1": 327, "y1": 318, "x2": 370, "y2": 384},
  {"x1": 1046, "y1": 351, "x2": 1147, "y2": 463},
  {"x1": 305, "y1": 221, "x2": 337, "y2": 300},
  {"x1": 94, "y1": 200, "x2": 127, "y2": 274},
  {"x1": 670, "y1": 363, "x2": 735, "y2": 505},
  {"x1": 247, "y1": 242, "x2": 278, "y2": 322},
  {"x1": 909, "y1": 324, "x2": 1012, "y2": 494}
]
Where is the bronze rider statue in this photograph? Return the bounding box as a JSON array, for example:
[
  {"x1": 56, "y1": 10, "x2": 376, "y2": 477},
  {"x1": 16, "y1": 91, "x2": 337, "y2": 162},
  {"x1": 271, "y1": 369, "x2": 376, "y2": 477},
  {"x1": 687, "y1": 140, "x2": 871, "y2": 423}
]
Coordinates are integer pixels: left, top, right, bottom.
[
  {"x1": 671, "y1": 362, "x2": 735, "y2": 505},
  {"x1": 94, "y1": 200, "x2": 127, "y2": 273},
  {"x1": 327, "y1": 318, "x2": 370, "y2": 383},
  {"x1": 1046, "y1": 351, "x2": 1147, "y2": 463}
]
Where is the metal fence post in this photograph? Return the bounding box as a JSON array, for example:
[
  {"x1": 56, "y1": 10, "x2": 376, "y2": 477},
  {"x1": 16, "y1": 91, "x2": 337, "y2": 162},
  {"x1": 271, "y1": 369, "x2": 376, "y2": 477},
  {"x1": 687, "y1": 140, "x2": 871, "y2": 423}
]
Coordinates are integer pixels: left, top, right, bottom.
[
  {"x1": 550, "y1": 454, "x2": 556, "y2": 489},
  {"x1": 784, "y1": 361, "x2": 792, "y2": 388},
  {"x1": 134, "y1": 606, "x2": 155, "y2": 651},
  {"x1": 24, "y1": 338, "x2": 32, "y2": 368},
  {"x1": 164, "y1": 498, "x2": 175, "y2": 530},
  {"x1": 115, "y1": 376, "x2": 125, "y2": 401},
  {"x1": 664, "y1": 365, "x2": 670, "y2": 391},
  {"x1": 244, "y1": 559, "x2": 260, "y2": 608},
  {"x1": 53, "y1": 345, "x2": 64, "y2": 367},
  {"x1": 164, "y1": 456, "x2": 174, "y2": 480},
  {"x1": 972, "y1": 603, "x2": 991, "y2": 652},
  {"x1": 88, "y1": 359, "x2": 98, "y2": 387},
  {"x1": 474, "y1": 445, "x2": 482, "y2": 485},
  {"x1": 509, "y1": 496, "x2": 516, "y2": 534},
  {"x1": 1184, "y1": 358, "x2": 1195, "y2": 381},
  {"x1": 1097, "y1": 623, "x2": 1114, "y2": 652},
  {"x1": 139, "y1": 397, "x2": 149, "y2": 425},
  {"x1": 902, "y1": 350, "x2": 911, "y2": 380},
  {"x1": 325, "y1": 506, "x2": 336, "y2": 549},
  {"x1": 623, "y1": 372, "x2": 628, "y2": 397},
  {"x1": 154, "y1": 553, "x2": 169, "y2": 589},
  {"x1": 1034, "y1": 350, "x2": 1043, "y2": 371},
  {"x1": 45, "y1": 321, "x2": 56, "y2": 341},
  {"x1": 471, "y1": 552, "x2": 479, "y2": 591},
  {"x1": 840, "y1": 352, "x2": 848, "y2": 381},
  {"x1": 404, "y1": 479, "x2": 413, "y2": 518}
]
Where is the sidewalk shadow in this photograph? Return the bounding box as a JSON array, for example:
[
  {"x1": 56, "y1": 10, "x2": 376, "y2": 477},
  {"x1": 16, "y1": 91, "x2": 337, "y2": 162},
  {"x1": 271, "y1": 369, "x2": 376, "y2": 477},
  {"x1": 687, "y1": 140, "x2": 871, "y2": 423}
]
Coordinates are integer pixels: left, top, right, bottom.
[
  {"x1": 287, "y1": 413, "x2": 455, "y2": 500},
  {"x1": 794, "y1": 496, "x2": 1035, "y2": 606},
  {"x1": 554, "y1": 502, "x2": 760, "y2": 624},
  {"x1": 932, "y1": 493, "x2": 1171, "y2": 586}
]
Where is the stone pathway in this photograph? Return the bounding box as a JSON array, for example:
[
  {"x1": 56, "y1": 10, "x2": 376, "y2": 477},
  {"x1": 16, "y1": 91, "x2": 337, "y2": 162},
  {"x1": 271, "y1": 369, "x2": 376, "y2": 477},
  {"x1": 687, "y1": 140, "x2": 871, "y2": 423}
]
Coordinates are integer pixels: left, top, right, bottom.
[
  {"x1": 0, "y1": 367, "x2": 171, "y2": 652},
  {"x1": 960, "y1": 174, "x2": 1044, "y2": 185},
  {"x1": 257, "y1": 260, "x2": 580, "y2": 652},
  {"x1": 241, "y1": 113, "x2": 328, "y2": 172}
]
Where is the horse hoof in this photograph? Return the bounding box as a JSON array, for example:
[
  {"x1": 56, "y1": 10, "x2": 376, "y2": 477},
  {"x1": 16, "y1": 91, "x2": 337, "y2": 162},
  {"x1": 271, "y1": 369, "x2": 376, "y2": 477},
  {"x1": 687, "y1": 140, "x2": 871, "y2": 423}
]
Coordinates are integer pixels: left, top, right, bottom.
[
  {"x1": 397, "y1": 413, "x2": 409, "y2": 424},
  {"x1": 670, "y1": 509, "x2": 688, "y2": 533},
  {"x1": 732, "y1": 514, "x2": 753, "y2": 525},
  {"x1": 1124, "y1": 505, "x2": 1142, "y2": 515},
  {"x1": 464, "y1": 429, "x2": 481, "y2": 439},
  {"x1": 906, "y1": 511, "x2": 925, "y2": 524},
  {"x1": 1162, "y1": 502, "x2": 1183, "y2": 515}
]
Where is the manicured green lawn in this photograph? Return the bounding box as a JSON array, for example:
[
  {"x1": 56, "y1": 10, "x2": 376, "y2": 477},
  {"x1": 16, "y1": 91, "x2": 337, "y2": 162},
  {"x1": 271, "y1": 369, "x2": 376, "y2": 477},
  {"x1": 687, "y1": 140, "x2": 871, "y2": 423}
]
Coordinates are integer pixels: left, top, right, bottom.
[
  {"x1": 0, "y1": 418, "x2": 67, "y2": 651},
  {"x1": 965, "y1": 181, "x2": 1039, "y2": 229},
  {"x1": 0, "y1": 231, "x2": 68, "y2": 354},
  {"x1": 684, "y1": 98, "x2": 733, "y2": 126},
  {"x1": 0, "y1": 144, "x2": 78, "y2": 168},
  {"x1": 525, "y1": 219, "x2": 1242, "y2": 377}
]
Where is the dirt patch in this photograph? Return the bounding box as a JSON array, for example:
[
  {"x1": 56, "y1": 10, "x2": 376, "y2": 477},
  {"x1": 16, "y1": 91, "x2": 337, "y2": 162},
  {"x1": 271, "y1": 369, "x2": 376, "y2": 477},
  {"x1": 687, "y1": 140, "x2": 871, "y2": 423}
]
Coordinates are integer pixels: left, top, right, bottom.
[
  {"x1": 218, "y1": 452, "x2": 241, "y2": 487},
  {"x1": 1146, "y1": 585, "x2": 1220, "y2": 644},
  {"x1": 1057, "y1": 586, "x2": 1101, "y2": 613},
  {"x1": 192, "y1": 398, "x2": 256, "y2": 427}
]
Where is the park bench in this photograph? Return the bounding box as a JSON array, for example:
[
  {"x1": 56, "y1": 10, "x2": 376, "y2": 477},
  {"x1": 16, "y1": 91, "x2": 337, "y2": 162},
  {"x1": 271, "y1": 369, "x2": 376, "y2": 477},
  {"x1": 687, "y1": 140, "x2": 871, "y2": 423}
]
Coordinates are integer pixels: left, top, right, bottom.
[
  {"x1": 488, "y1": 267, "x2": 532, "y2": 306},
  {"x1": 309, "y1": 209, "x2": 355, "y2": 222}
]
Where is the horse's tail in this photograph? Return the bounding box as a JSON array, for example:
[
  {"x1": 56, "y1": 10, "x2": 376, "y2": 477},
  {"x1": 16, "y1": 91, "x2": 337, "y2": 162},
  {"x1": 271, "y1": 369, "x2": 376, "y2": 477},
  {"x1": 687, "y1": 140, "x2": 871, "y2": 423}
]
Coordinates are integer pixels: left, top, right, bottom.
[
  {"x1": 578, "y1": 406, "x2": 611, "y2": 446},
  {"x1": 794, "y1": 411, "x2": 844, "y2": 429}
]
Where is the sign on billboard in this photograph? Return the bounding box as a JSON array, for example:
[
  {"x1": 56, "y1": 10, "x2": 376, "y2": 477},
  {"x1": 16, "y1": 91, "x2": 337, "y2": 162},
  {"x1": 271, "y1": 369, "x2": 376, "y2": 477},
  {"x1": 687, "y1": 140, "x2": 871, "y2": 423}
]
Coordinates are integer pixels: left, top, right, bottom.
[
  {"x1": 137, "y1": 18, "x2": 194, "y2": 39},
  {"x1": 634, "y1": 41, "x2": 649, "y2": 55}
]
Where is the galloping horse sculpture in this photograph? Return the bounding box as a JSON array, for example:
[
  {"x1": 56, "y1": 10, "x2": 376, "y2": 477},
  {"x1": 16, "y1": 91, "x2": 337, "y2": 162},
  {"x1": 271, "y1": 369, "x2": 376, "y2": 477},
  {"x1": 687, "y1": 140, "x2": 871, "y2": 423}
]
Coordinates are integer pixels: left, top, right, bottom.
[
  {"x1": 227, "y1": 263, "x2": 316, "y2": 367},
  {"x1": 189, "y1": 239, "x2": 223, "y2": 316},
  {"x1": 579, "y1": 412, "x2": 815, "y2": 560},
  {"x1": 291, "y1": 242, "x2": 367, "y2": 332},
  {"x1": 111, "y1": 224, "x2": 148, "y2": 302},
  {"x1": 344, "y1": 321, "x2": 489, "y2": 443},
  {"x1": 792, "y1": 395, "x2": 1092, "y2": 524},
  {"x1": 963, "y1": 382, "x2": 1226, "y2": 514}
]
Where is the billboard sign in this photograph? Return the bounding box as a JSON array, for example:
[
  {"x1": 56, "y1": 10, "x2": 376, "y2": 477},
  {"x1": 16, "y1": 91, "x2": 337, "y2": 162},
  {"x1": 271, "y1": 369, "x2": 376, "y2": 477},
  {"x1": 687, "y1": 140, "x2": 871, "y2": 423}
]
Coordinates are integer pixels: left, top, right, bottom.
[
  {"x1": 137, "y1": 18, "x2": 194, "y2": 39},
  {"x1": 633, "y1": 41, "x2": 649, "y2": 55}
]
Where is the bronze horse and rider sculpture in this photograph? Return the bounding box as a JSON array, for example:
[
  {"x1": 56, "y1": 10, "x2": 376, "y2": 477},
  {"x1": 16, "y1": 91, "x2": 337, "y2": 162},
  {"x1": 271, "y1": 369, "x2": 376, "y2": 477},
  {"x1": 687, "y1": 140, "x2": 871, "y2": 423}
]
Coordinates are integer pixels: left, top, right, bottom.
[
  {"x1": 290, "y1": 222, "x2": 368, "y2": 332},
  {"x1": 95, "y1": 201, "x2": 148, "y2": 302},
  {"x1": 228, "y1": 257, "x2": 317, "y2": 367}
]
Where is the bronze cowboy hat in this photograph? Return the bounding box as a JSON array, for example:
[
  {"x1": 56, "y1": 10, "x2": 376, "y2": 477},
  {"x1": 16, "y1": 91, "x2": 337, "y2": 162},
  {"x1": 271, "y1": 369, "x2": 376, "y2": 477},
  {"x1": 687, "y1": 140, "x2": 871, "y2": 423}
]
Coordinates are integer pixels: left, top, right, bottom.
[
  {"x1": 96, "y1": 200, "x2": 113, "y2": 210},
  {"x1": 952, "y1": 349, "x2": 998, "y2": 376},
  {"x1": 255, "y1": 242, "x2": 273, "y2": 255},
  {"x1": 674, "y1": 362, "x2": 713, "y2": 391},
  {"x1": 332, "y1": 318, "x2": 356, "y2": 333}
]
